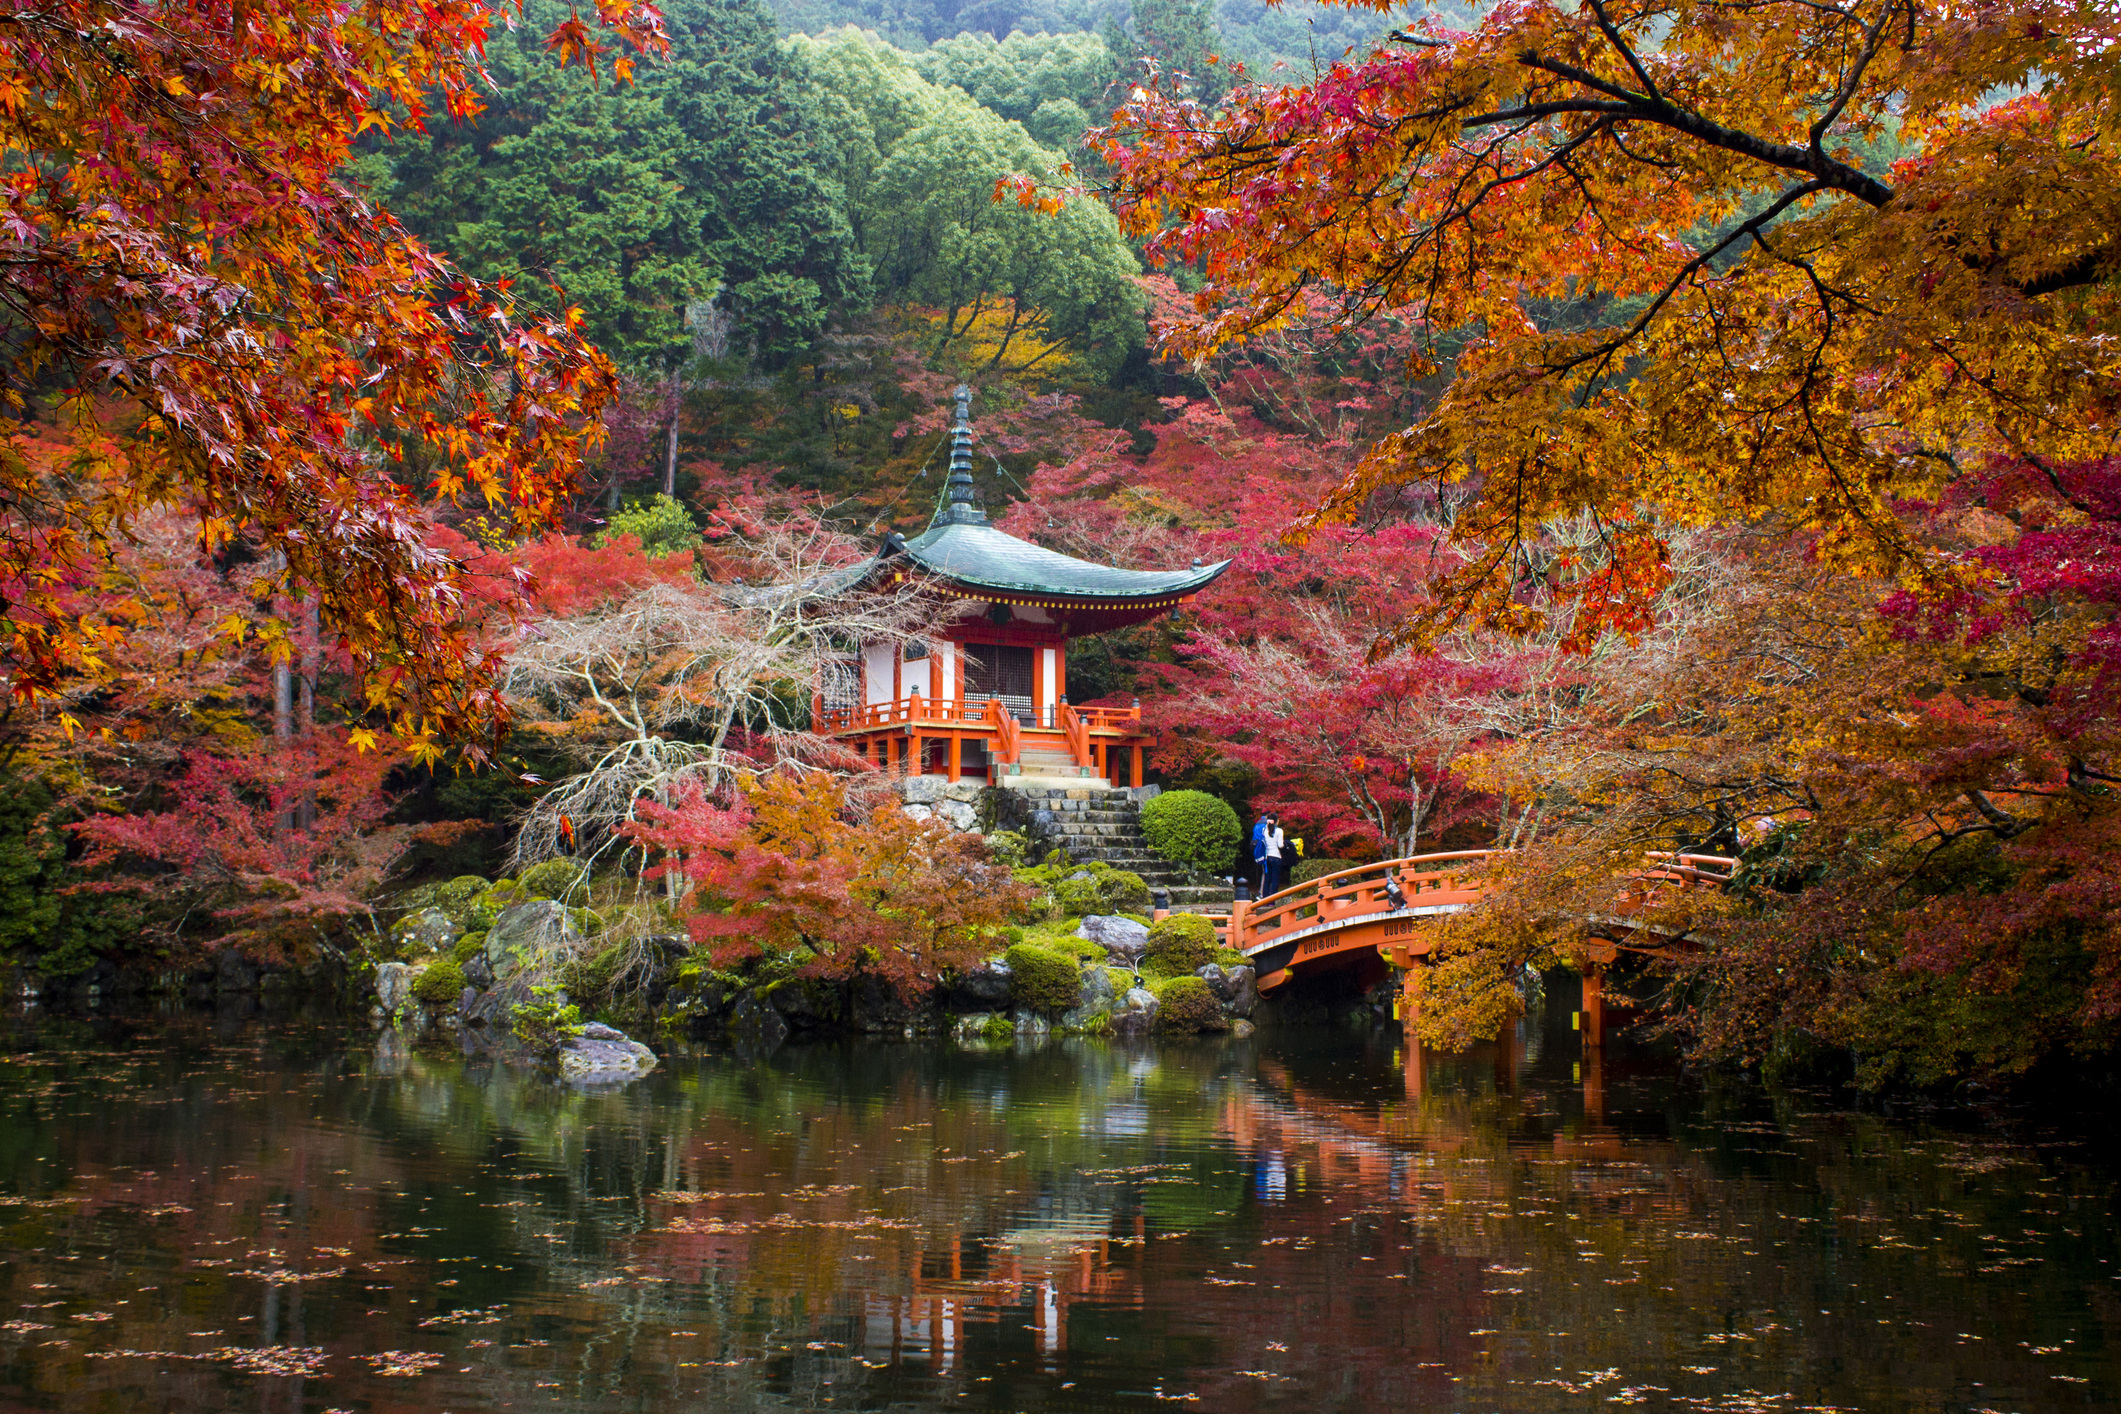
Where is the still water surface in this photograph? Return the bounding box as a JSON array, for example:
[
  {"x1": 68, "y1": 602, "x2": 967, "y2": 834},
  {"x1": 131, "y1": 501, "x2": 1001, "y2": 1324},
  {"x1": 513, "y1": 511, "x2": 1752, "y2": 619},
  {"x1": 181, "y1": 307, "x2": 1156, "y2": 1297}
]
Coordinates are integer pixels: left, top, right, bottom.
[{"x1": 0, "y1": 1007, "x2": 2116, "y2": 1413}]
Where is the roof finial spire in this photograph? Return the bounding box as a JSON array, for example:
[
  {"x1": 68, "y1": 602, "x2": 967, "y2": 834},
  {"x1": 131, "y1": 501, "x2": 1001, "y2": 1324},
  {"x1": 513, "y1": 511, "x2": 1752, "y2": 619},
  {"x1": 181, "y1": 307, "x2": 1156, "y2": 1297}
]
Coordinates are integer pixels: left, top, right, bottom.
[{"x1": 937, "y1": 383, "x2": 987, "y2": 526}]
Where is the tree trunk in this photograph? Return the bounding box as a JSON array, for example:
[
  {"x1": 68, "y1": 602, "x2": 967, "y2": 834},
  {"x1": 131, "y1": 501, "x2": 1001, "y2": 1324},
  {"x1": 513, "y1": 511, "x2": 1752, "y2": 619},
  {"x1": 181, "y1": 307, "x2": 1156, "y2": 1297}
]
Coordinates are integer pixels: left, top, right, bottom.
[
  {"x1": 663, "y1": 389, "x2": 680, "y2": 499},
  {"x1": 296, "y1": 597, "x2": 318, "y2": 831}
]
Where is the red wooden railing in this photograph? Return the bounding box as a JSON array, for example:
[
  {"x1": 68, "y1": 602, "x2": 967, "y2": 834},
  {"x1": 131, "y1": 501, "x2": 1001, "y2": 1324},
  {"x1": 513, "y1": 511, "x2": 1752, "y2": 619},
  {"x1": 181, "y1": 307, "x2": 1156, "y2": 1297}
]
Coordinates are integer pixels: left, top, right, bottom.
[
  {"x1": 1229, "y1": 849, "x2": 1737, "y2": 956},
  {"x1": 990, "y1": 696, "x2": 1021, "y2": 765},
  {"x1": 1237, "y1": 852, "x2": 1498, "y2": 953},
  {"x1": 818, "y1": 692, "x2": 1003, "y2": 733},
  {"x1": 1059, "y1": 703, "x2": 1092, "y2": 769}
]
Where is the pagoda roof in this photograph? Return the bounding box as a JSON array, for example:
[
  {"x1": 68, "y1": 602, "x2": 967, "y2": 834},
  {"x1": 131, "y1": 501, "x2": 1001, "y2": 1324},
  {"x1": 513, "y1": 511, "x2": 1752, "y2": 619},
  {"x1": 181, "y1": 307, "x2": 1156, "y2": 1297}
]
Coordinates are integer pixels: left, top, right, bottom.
[{"x1": 898, "y1": 521, "x2": 1228, "y2": 602}]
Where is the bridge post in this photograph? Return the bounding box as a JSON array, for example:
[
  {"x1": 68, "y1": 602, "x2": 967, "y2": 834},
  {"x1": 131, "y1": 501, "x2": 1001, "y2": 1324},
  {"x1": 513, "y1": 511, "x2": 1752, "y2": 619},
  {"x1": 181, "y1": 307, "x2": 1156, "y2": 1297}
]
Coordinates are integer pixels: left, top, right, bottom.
[{"x1": 1581, "y1": 968, "x2": 1606, "y2": 1050}]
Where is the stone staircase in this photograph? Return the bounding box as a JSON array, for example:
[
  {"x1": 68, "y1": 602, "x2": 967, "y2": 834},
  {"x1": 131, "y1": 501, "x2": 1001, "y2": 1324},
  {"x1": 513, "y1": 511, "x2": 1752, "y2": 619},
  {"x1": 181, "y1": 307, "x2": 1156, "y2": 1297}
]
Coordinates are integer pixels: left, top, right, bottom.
[{"x1": 991, "y1": 782, "x2": 1232, "y2": 913}]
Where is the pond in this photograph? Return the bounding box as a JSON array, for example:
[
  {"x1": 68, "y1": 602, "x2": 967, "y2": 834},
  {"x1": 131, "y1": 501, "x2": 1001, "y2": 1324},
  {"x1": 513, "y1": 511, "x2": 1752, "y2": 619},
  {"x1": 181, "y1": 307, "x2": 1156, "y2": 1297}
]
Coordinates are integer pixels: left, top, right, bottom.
[{"x1": 0, "y1": 1002, "x2": 2115, "y2": 1413}]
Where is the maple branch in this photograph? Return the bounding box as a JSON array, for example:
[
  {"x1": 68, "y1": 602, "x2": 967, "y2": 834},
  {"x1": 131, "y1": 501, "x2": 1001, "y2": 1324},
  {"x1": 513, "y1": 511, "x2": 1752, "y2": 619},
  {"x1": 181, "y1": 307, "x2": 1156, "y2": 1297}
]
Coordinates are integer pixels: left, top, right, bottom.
[
  {"x1": 1551, "y1": 179, "x2": 1828, "y2": 385},
  {"x1": 1963, "y1": 789, "x2": 2030, "y2": 838},
  {"x1": 1807, "y1": 0, "x2": 1899, "y2": 151},
  {"x1": 1491, "y1": 53, "x2": 1895, "y2": 208},
  {"x1": 1584, "y1": 0, "x2": 1663, "y2": 106}
]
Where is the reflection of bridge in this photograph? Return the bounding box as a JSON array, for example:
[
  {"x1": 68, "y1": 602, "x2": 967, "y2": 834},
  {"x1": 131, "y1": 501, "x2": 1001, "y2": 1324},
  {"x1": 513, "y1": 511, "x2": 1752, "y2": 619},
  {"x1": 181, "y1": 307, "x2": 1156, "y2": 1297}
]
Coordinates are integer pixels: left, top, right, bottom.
[{"x1": 1226, "y1": 851, "x2": 1737, "y2": 1045}]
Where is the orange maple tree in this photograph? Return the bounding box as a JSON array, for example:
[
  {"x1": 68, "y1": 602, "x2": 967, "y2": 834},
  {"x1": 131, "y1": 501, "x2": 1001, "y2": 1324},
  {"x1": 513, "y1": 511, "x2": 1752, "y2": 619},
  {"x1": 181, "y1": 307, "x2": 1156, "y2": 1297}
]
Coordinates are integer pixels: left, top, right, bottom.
[
  {"x1": 0, "y1": 0, "x2": 667, "y2": 755},
  {"x1": 1102, "y1": 0, "x2": 2121, "y2": 645}
]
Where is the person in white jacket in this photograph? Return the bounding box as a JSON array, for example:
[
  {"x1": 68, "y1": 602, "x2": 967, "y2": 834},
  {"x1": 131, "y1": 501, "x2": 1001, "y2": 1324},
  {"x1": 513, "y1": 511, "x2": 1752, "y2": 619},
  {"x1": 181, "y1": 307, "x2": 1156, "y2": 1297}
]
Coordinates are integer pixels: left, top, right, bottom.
[{"x1": 1261, "y1": 818, "x2": 1288, "y2": 896}]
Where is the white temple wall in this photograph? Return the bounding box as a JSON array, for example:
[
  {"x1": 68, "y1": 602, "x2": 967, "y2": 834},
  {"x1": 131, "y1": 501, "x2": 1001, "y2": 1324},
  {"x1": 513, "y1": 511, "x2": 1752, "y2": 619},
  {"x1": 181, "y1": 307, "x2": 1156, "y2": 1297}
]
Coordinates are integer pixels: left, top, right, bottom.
[
  {"x1": 938, "y1": 642, "x2": 957, "y2": 700},
  {"x1": 1041, "y1": 646, "x2": 1058, "y2": 718},
  {"x1": 862, "y1": 642, "x2": 894, "y2": 705},
  {"x1": 901, "y1": 658, "x2": 931, "y2": 698}
]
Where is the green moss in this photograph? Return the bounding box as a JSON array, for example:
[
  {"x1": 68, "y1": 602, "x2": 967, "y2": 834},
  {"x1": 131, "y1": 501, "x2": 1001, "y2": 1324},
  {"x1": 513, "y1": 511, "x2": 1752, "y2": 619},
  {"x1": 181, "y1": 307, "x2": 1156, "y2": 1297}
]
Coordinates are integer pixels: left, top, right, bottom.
[
  {"x1": 450, "y1": 930, "x2": 488, "y2": 964},
  {"x1": 1020, "y1": 858, "x2": 1152, "y2": 917},
  {"x1": 570, "y1": 943, "x2": 629, "y2": 1002},
  {"x1": 1145, "y1": 913, "x2": 1219, "y2": 976},
  {"x1": 1140, "y1": 790, "x2": 1242, "y2": 874},
  {"x1": 980, "y1": 1014, "x2": 1016, "y2": 1040},
  {"x1": 412, "y1": 960, "x2": 466, "y2": 1007},
  {"x1": 518, "y1": 859, "x2": 589, "y2": 901},
  {"x1": 1005, "y1": 942, "x2": 1081, "y2": 1014},
  {"x1": 468, "y1": 879, "x2": 527, "y2": 930},
  {"x1": 985, "y1": 830, "x2": 1031, "y2": 867},
  {"x1": 1151, "y1": 974, "x2": 1225, "y2": 1033},
  {"x1": 433, "y1": 875, "x2": 491, "y2": 925}
]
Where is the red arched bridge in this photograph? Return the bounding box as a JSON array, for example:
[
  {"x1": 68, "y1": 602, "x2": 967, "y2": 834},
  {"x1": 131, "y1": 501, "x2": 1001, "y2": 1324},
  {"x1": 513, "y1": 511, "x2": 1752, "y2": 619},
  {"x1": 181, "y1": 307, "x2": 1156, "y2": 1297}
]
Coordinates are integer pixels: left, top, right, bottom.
[{"x1": 1218, "y1": 850, "x2": 1737, "y2": 1045}]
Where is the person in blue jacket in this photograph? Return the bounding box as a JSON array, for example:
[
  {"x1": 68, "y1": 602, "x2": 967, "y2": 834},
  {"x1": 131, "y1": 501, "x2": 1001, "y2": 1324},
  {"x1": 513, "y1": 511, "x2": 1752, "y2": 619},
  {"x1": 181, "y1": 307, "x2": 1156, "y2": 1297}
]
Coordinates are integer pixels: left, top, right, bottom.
[{"x1": 1251, "y1": 810, "x2": 1283, "y2": 897}]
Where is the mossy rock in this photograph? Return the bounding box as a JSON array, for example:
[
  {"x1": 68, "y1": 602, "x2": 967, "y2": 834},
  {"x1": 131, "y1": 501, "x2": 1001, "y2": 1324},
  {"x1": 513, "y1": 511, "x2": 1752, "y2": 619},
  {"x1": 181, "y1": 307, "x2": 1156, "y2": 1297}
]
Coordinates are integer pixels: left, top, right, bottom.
[
  {"x1": 450, "y1": 930, "x2": 489, "y2": 964},
  {"x1": 433, "y1": 875, "x2": 492, "y2": 926},
  {"x1": 1151, "y1": 974, "x2": 1225, "y2": 1033},
  {"x1": 1005, "y1": 942, "x2": 1081, "y2": 1014},
  {"x1": 467, "y1": 879, "x2": 528, "y2": 931},
  {"x1": 518, "y1": 860, "x2": 589, "y2": 901},
  {"x1": 412, "y1": 959, "x2": 466, "y2": 1007},
  {"x1": 981, "y1": 1014, "x2": 1015, "y2": 1040},
  {"x1": 1144, "y1": 913, "x2": 1219, "y2": 978}
]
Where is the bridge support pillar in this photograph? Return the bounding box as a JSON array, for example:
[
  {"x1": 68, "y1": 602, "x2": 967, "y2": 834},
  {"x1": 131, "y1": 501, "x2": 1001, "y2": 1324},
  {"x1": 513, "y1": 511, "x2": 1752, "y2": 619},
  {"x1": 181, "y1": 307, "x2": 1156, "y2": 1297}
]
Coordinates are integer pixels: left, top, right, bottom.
[
  {"x1": 1581, "y1": 968, "x2": 1606, "y2": 1050},
  {"x1": 1396, "y1": 960, "x2": 1422, "y2": 1034}
]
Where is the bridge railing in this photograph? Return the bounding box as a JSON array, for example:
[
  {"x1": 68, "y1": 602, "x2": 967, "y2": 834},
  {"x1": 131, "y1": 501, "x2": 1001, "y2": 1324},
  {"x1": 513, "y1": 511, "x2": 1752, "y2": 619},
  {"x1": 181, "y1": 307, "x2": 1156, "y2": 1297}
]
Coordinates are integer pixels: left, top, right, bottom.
[
  {"x1": 1237, "y1": 851, "x2": 1501, "y2": 955},
  {"x1": 1233, "y1": 849, "x2": 1739, "y2": 956}
]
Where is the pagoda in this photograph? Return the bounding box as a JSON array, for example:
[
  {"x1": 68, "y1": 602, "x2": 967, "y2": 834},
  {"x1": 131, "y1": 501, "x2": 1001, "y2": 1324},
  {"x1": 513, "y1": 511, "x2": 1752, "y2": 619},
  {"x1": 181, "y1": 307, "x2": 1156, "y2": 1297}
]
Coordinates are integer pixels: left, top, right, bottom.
[{"x1": 813, "y1": 387, "x2": 1229, "y2": 787}]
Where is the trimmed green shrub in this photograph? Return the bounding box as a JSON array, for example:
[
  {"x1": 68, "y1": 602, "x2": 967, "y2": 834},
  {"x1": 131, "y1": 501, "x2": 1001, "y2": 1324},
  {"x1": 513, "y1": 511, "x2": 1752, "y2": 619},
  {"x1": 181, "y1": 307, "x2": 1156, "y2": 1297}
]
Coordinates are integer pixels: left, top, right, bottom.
[
  {"x1": 518, "y1": 860, "x2": 589, "y2": 901},
  {"x1": 1006, "y1": 943, "x2": 1081, "y2": 1014},
  {"x1": 412, "y1": 960, "x2": 466, "y2": 1007},
  {"x1": 1152, "y1": 975, "x2": 1225, "y2": 1033},
  {"x1": 1140, "y1": 790, "x2": 1241, "y2": 874},
  {"x1": 1144, "y1": 913, "x2": 1219, "y2": 978},
  {"x1": 450, "y1": 930, "x2": 488, "y2": 964},
  {"x1": 1290, "y1": 857, "x2": 1358, "y2": 886}
]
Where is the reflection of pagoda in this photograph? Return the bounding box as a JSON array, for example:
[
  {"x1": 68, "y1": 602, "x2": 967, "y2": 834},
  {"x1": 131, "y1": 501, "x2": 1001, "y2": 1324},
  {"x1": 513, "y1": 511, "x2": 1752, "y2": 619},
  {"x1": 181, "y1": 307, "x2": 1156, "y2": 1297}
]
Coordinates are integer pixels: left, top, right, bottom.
[{"x1": 814, "y1": 387, "x2": 1228, "y2": 787}]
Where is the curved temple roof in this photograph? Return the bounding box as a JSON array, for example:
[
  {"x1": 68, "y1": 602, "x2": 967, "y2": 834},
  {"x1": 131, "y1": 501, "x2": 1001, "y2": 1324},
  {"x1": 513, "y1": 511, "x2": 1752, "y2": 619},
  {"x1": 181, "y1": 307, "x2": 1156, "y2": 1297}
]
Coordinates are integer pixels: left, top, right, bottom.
[
  {"x1": 729, "y1": 386, "x2": 1229, "y2": 614},
  {"x1": 900, "y1": 520, "x2": 1227, "y2": 601}
]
